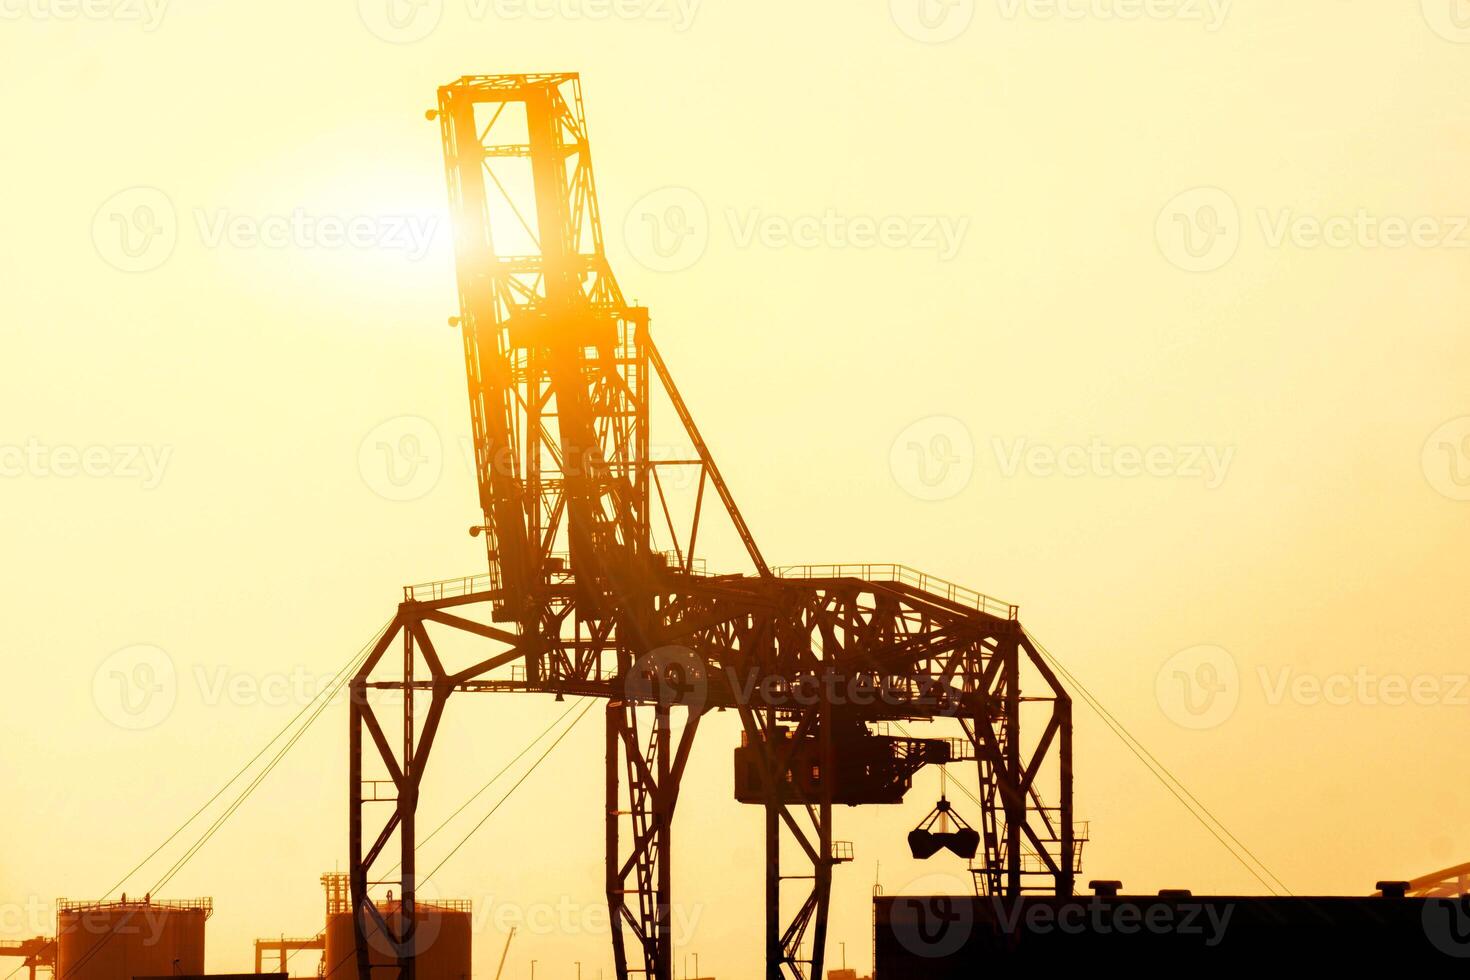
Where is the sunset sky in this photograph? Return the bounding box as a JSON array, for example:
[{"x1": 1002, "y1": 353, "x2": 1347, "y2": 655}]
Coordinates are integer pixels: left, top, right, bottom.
[{"x1": 3, "y1": 1, "x2": 1470, "y2": 977}]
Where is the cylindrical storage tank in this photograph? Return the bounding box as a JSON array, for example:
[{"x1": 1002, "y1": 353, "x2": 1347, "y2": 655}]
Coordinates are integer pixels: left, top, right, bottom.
[
  {"x1": 55, "y1": 898, "x2": 209, "y2": 980},
  {"x1": 324, "y1": 900, "x2": 471, "y2": 980}
]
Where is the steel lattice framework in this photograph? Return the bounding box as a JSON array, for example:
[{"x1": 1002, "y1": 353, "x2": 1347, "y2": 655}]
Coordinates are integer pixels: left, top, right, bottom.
[{"x1": 349, "y1": 73, "x2": 1078, "y2": 980}]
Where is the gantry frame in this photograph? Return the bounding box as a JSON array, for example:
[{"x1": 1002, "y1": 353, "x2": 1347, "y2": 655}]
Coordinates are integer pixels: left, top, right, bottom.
[{"x1": 349, "y1": 73, "x2": 1077, "y2": 980}]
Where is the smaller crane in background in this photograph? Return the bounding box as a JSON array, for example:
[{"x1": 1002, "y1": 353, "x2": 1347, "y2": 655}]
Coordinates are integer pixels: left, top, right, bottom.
[
  {"x1": 492, "y1": 927, "x2": 515, "y2": 980},
  {"x1": 253, "y1": 936, "x2": 324, "y2": 976},
  {"x1": 0, "y1": 937, "x2": 55, "y2": 980}
]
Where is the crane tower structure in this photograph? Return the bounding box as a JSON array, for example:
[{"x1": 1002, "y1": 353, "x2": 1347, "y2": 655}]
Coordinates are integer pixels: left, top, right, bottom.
[{"x1": 348, "y1": 73, "x2": 1078, "y2": 980}]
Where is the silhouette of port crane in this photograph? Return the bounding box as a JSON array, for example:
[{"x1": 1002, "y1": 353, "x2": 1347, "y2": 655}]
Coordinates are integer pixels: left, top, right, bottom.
[
  {"x1": 348, "y1": 72, "x2": 1079, "y2": 980},
  {"x1": 0, "y1": 937, "x2": 54, "y2": 980}
]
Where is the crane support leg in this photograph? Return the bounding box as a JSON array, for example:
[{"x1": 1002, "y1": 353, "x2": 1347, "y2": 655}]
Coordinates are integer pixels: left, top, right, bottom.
[
  {"x1": 607, "y1": 700, "x2": 699, "y2": 980},
  {"x1": 349, "y1": 611, "x2": 451, "y2": 980},
  {"x1": 745, "y1": 704, "x2": 834, "y2": 980}
]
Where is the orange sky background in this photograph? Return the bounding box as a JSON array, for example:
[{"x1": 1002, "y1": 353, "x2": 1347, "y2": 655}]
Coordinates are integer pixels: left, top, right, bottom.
[{"x1": 3, "y1": 1, "x2": 1470, "y2": 977}]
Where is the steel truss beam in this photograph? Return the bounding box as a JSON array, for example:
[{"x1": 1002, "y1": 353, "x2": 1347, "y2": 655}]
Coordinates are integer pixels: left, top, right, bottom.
[
  {"x1": 350, "y1": 571, "x2": 1075, "y2": 979},
  {"x1": 351, "y1": 72, "x2": 1077, "y2": 980}
]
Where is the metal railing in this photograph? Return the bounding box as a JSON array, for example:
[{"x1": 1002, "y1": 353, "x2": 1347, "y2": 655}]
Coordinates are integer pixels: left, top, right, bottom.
[
  {"x1": 57, "y1": 898, "x2": 214, "y2": 916},
  {"x1": 509, "y1": 663, "x2": 616, "y2": 683},
  {"x1": 774, "y1": 564, "x2": 1018, "y2": 620},
  {"x1": 403, "y1": 572, "x2": 497, "y2": 603},
  {"x1": 657, "y1": 551, "x2": 708, "y2": 576},
  {"x1": 404, "y1": 551, "x2": 708, "y2": 602},
  {"x1": 374, "y1": 898, "x2": 474, "y2": 913},
  {"x1": 1013, "y1": 848, "x2": 1087, "y2": 875}
]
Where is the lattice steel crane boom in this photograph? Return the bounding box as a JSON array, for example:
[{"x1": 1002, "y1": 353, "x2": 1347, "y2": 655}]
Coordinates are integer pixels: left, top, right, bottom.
[{"x1": 348, "y1": 72, "x2": 1078, "y2": 980}]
